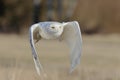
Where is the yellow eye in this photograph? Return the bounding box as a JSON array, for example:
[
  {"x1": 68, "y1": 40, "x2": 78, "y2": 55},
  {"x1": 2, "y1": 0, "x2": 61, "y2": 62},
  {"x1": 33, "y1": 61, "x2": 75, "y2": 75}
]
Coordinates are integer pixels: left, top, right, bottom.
[{"x1": 51, "y1": 26, "x2": 55, "y2": 29}]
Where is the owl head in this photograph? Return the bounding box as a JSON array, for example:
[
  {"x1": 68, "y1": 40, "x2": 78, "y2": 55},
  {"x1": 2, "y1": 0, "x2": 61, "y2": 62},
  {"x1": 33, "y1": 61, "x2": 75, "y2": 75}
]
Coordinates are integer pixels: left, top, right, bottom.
[{"x1": 48, "y1": 23, "x2": 64, "y2": 36}]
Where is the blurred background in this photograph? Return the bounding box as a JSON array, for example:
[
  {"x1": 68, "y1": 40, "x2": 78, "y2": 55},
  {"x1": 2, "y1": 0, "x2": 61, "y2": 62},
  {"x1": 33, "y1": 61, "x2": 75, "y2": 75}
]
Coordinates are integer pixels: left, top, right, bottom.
[
  {"x1": 0, "y1": 0, "x2": 120, "y2": 80},
  {"x1": 1, "y1": 0, "x2": 120, "y2": 34}
]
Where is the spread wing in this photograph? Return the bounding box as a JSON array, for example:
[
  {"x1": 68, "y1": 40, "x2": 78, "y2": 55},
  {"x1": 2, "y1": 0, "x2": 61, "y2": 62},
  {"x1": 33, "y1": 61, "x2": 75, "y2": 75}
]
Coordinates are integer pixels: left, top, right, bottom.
[
  {"x1": 29, "y1": 24, "x2": 43, "y2": 76},
  {"x1": 61, "y1": 21, "x2": 82, "y2": 73}
]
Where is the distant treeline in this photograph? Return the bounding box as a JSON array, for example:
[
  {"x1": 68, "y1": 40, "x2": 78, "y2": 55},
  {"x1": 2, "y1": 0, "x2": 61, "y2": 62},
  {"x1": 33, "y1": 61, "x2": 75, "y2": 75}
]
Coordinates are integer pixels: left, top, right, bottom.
[
  {"x1": 0, "y1": 0, "x2": 120, "y2": 34},
  {"x1": 72, "y1": 0, "x2": 120, "y2": 34},
  {"x1": 0, "y1": 0, "x2": 65, "y2": 33},
  {"x1": 0, "y1": 0, "x2": 32, "y2": 33}
]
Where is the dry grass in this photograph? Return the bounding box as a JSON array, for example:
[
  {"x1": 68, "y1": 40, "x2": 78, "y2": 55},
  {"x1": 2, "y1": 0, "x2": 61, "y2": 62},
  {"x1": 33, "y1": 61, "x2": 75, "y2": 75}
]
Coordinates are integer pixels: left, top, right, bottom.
[{"x1": 0, "y1": 34, "x2": 120, "y2": 80}]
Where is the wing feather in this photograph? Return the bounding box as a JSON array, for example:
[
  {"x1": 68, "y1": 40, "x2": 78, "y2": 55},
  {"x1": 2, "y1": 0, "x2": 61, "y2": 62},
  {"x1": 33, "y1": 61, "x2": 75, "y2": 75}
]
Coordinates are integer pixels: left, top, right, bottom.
[
  {"x1": 29, "y1": 24, "x2": 43, "y2": 75},
  {"x1": 61, "y1": 21, "x2": 82, "y2": 73}
]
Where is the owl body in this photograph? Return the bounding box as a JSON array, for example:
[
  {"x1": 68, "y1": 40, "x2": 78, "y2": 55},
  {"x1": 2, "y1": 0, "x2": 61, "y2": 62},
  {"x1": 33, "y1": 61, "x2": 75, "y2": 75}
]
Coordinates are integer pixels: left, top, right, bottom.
[{"x1": 29, "y1": 21, "x2": 82, "y2": 76}]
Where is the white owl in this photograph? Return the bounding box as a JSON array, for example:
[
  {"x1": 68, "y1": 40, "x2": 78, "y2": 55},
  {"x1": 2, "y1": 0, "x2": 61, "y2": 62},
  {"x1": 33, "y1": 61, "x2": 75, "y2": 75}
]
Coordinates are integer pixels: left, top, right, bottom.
[{"x1": 29, "y1": 21, "x2": 82, "y2": 76}]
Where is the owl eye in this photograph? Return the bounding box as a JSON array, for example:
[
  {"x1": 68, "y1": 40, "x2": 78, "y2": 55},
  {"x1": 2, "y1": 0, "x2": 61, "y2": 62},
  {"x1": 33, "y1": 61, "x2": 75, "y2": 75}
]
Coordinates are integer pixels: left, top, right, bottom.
[{"x1": 51, "y1": 26, "x2": 55, "y2": 29}]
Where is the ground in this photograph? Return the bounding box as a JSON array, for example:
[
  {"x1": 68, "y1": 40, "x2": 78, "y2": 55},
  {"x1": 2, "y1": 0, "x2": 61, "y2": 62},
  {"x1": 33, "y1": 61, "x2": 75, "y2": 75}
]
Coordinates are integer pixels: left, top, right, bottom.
[{"x1": 0, "y1": 34, "x2": 120, "y2": 80}]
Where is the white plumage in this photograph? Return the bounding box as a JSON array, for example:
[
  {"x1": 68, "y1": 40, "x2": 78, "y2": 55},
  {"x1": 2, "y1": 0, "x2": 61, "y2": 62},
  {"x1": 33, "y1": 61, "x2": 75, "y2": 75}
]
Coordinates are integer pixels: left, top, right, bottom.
[{"x1": 29, "y1": 21, "x2": 82, "y2": 76}]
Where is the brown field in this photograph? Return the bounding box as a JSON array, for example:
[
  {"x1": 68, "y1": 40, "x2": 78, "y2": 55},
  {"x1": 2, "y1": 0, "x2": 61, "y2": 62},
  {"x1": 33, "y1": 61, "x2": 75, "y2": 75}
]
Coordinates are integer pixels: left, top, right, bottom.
[{"x1": 0, "y1": 34, "x2": 120, "y2": 80}]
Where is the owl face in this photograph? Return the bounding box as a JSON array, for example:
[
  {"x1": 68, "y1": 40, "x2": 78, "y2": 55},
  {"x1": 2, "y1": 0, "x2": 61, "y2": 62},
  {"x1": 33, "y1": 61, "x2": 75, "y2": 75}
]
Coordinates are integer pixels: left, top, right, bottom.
[
  {"x1": 48, "y1": 23, "x2": 63, "y2": 36},
  {"x1": 40, "y1": 23, "x2": 64, "y2": 39}
]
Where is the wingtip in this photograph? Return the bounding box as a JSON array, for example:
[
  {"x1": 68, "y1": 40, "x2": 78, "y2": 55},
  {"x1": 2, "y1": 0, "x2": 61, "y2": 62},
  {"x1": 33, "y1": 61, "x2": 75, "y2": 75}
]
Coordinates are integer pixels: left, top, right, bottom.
[
  {"x1": 70, "y1": 59, "x2": 80, "y2": 74},
  {"x1": 69, "y1": 68, "x2": 74, "y2": 74},
  {"x1": 69, "y1": 65, "x2": 78, "y2": 74},
  {"x1": 69, "y1": 65, "x2": 76, "y2": 74}
]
